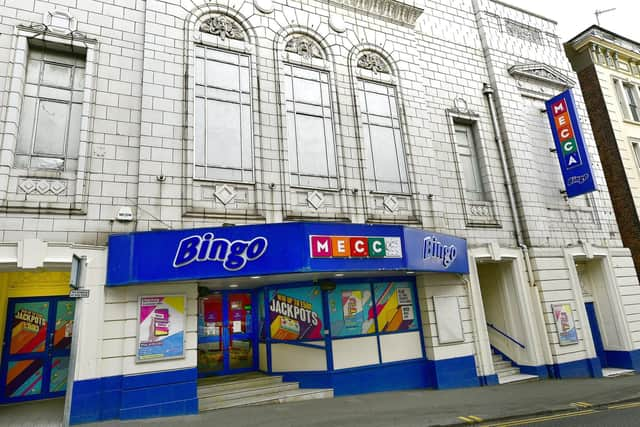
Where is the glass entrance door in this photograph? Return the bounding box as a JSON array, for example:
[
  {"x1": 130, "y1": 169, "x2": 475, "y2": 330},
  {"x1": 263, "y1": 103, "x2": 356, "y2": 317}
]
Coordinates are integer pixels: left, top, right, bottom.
[
  {"x1": 197, "y1": 291, "x2": 256, "y2": 376},
  {"x1": 1, "y1": 297, "x2": 75, "y2": 403}
]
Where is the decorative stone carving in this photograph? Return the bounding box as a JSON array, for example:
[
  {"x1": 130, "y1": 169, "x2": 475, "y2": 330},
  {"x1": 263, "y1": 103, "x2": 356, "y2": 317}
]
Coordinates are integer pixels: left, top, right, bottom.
[
  {"x1": 285, "y1": 36, "x2": 323, "y2": 60},
  {"x1": 357, "y1": 52, "x2": 390, "y2": 74},
  {"x1": 19, "y1": 179, "x2": 67, "y2": 195},
  {"x1": 383, "y1": 195, "x2": 399, "y2": 213},
  {"x1": 504, "y1": 19, "x2": 542, "y2": 45},
  {"x1": 508, "y1": 63, "x2": 575, "y2": 88},
  {"x1": 44, "y1": 10, "x2": 76, "y2": 35},
  {"x1": 215, "y1": 184, "x2": 237, "y2": 205},
  {"x1": 453, "y1": 97, "x2": 469, "y2": 114},
  {"x1": 307, "y1": 191, "x2": 325, "y2": 210},
  {"x1": 200, "y1": 15, "x2": 245, "y2": 41},
  {"x1": 329, "y1": 0, "x2": 423, "y2": 27}
]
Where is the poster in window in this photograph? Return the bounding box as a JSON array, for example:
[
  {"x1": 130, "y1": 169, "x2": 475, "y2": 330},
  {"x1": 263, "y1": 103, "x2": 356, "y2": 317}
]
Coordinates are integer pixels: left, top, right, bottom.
[
  {"x1": 374, "y1": 282, "x2": 418, "y2": 332},
  {"x1": 552, "y1": 303, "x2": 578, "y2": 346},
  {"x1": 136, "y1": 295, "x2": 185, "y2": 362},
  {"x1": 329, "y1": 284, "x2": 374, "y2": 337},
  {"x1": 269, "y1": 287, "x2": 323, "y2": 340}
]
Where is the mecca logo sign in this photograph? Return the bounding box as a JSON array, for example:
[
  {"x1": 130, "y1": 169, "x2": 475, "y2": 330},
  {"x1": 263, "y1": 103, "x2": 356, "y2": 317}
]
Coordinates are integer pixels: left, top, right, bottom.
[
  {"x1": 545, "y1": 89, "x2": 596, "y2": 198},
  {"x1": 309, "y1": 235, "x2": 402, "y2": 259}
]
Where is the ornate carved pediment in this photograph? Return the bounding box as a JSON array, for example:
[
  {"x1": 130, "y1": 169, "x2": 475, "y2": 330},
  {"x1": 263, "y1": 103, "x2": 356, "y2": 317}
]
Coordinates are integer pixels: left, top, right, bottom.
[
  {"x1": 508, "y1": 63, "x2": 575, "y2": 88},
  {"x1": 330, "y1": 0, "x2": 423, "y2": 27},
  {"x1": 357, "y1": 52, "x2": 390, "y2": 74},
  {"x1": 285, "y1": 35, "x2": 323, "y2": 60},
  {"x1": 200, "y1": 15, "x2": 245, "y2": 41}
]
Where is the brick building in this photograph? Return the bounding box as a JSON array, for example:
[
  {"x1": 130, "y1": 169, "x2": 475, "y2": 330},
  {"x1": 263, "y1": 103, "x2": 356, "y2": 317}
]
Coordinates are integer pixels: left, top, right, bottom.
[
  {"x1": 0, "y1": 0, "x2": 638, "y2": 424},
  {"x1": 565, "y1": 25, "x2": 640, "y2": 283}
]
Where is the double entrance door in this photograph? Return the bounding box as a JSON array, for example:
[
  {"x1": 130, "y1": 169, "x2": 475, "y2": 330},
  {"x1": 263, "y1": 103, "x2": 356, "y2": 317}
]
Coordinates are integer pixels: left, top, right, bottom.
[
  {"x1": 1, "y1": 297, "x2": 75, "y2": 403},
  {"x1": 197, "y1": 291, "x2": 257, "y2": 377}
]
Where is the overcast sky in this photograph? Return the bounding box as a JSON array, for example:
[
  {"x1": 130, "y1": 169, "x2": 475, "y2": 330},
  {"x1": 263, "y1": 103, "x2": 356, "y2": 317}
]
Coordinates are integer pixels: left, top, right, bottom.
[{"x1": 504, "y1": 0, "x2": 640, "y2": 43}]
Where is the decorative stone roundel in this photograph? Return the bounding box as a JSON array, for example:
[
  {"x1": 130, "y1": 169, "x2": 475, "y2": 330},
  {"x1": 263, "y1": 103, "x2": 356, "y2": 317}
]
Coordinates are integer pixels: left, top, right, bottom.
[
  {"x1": 254, "y1": 0, "x2": 274, "y2": 14},
  {"x1": 329, "y1": 15, "x2": 346, "y2": 33}
]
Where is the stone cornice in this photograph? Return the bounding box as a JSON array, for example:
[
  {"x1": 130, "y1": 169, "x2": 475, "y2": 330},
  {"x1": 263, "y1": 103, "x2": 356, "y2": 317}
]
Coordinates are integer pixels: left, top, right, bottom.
[
  {"x1": 329, "y1": 0, "x2": 423, "y2": 27},
  {"x1": 568, "y1": 27, "x2": 640, "y2": 63}
]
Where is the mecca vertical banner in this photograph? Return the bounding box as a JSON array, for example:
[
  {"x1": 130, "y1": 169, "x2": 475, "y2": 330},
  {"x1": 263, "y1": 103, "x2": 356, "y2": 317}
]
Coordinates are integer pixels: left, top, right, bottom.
[
  {"x1": 545, "y1": 89, "x2": 597, "y2": 197},
  {"x1": 136, "y1": 295, "x2": 185, "y2": 362}
]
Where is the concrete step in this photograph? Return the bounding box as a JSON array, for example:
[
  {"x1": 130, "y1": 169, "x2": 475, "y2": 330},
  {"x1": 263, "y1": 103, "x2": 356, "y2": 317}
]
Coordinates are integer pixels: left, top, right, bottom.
[
  {"x1": 198, "y1": 375, "x2": 284, "y2": 396},
  {"x1": 496, "y1": 367, "x2": 520, "y2": 377},
  {"x1": 493, "y1": 360, "x2": 512, "y2": 371},
  {"x1": 199, "y1": 388, "x2": 334, "y2": 411},
  {"x1": 492, "y1": 354, "x2": 503, "y2": 362},
  {"x1": 498, "y1": 373, "x2": 539, "y2": 385},
  {"x1": 199, "y1": 382, "x2": 300, "y2": 402}
]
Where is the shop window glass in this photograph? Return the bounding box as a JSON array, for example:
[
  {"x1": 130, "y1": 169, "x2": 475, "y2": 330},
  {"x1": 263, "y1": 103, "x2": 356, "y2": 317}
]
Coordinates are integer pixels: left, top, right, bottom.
[
  {"x1": 373, "y1": 281, "x2": 418, "y2": 332},
  {"x1": 328, "y1": 283, "x2": 375, "y2": 338},
  {"x1": 268, "y1": 286, "x2": 324, "y2": 340}
]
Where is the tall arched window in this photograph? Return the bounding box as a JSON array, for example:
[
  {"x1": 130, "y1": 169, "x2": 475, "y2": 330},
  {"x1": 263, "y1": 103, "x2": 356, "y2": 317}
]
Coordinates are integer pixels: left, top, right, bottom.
[
  {"x1": 194, "y1": 15, "x2": 253, "y2": 182},
  {"x1": 354, "y1": 51, "x2": 409, "y2": 194},
  {"x1": 281, "y1": 34, "x2": 338, "y2": 189}
]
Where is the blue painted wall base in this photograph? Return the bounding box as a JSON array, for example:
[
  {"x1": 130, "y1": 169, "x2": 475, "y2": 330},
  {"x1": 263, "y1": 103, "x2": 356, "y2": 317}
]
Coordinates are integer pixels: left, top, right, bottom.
[
  {"x1": 279, "y1": 359, "x2": 432, "y2": 396},
  {"x1": 428, "y1": 355, "x2": 480, "y2": 389},
  {"x1": 550, "y1": 358, "x2": 602, "y2": 379},
  {"x1": 479, "y1": 374, "x2": 499, "y2": 386},
  {"x1": 69, "y1": 368, "x2": 198, "y2": 425},
  {"x1": 605, "y1": 350, "x2": 640, "y2": 371}
]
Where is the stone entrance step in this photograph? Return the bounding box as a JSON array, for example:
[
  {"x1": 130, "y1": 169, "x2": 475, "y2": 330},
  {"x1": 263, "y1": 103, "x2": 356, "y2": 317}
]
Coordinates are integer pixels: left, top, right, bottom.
[{"x1": 198, "y1": 373, "x2": 333, "y2": 412}]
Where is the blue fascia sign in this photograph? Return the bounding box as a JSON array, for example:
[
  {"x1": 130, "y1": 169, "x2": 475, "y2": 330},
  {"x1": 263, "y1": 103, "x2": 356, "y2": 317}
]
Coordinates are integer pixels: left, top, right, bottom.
[
  {"x1": 106, "y1": 223, "x2": 469, "y2": 286},
  {"x1": 545, "y1": 89, "x2": 597, "y2": 197}
]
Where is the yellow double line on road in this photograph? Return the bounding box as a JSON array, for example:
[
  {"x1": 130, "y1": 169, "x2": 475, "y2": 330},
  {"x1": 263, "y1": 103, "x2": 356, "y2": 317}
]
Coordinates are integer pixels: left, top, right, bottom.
[
  {"x1": 480, "y1": 409, "x2": 597, "y2": 427},
  {"x1": 458, "y1": 415, "x2": 483, "y2": 423}
]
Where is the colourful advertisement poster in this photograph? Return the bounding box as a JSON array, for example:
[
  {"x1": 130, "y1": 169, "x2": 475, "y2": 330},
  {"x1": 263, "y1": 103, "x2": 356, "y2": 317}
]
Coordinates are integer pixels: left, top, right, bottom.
[
  {"x1": 552, "y1": 303, "x2": 578, "y2": 346},
  {"x1": 269, "y1": 287, "x2": 323, "y2": 340},
  {"x1": 137, "y1": 295, "x2": 185, "y2": 362},
  {"x1": 374, "y1": 282, "x2": 417, "y2": 332},
  {"x1": 328, "y1": 284, "x2": 375, "y2": 337}
]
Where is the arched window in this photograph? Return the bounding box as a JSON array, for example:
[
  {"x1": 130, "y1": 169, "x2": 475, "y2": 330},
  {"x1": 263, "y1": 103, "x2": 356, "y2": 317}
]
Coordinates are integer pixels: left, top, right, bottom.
[
  {"x1": 281, "y1": 34, "x2": 338, "y2": 189},
  {"x1": 354, "y1": 51, "x2": 409, "y2": 194},
  {"x1": 193, "y1": 14, "x2": 253, "y2": 182}
]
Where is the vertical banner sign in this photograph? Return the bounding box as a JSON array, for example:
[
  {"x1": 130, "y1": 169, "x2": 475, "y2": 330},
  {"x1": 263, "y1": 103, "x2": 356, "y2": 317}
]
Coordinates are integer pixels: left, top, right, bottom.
[
  {"x1": 545, "y1": 89, "x2": 597, "y2": 197},
  {"x1": 136, "y1": 295, "x2": 186, "y2": 362}
]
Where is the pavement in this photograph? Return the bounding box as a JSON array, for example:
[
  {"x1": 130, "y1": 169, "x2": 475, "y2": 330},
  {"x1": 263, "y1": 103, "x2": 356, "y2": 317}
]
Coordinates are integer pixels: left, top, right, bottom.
[{"x1": 3, "y1": 373, "x2": 640, "y2": 426}]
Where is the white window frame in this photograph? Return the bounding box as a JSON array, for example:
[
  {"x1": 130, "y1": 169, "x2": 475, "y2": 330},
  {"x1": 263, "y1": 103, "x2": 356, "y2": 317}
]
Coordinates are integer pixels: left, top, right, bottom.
[
  {"x1": 16, "y1": 46, "x2": 85, "y2": 172},
  {"x1": 283, "y1": 63, "x2": 338, "y2": 189},
  {"x1": 454, "y1": 122, "x2": 486, "y2": 202},
  {"x1": 356, "y1": 79, "x2": 410, "y2": 194},
  {"x1": 193, "y1": 44, "x2": 254, "y2": 183}
]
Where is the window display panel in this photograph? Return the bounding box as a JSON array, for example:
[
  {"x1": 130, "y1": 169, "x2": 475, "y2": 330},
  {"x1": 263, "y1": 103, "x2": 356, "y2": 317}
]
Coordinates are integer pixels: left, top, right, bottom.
[
  {"x1": 268, "y1": 286, "x2": 324, "y2": 340},
  {"x1": 373, "y1": 281, "x2": 418, "y2": 333},
  {"x1": 328, "y1": 283, "x2": 375, "y2": 337}
]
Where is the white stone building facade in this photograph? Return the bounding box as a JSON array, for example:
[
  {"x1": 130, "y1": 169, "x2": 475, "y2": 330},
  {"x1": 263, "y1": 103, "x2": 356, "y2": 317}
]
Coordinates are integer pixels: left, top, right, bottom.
[{"x1": 0, "y1": 0, "x2": 638, "y2": 424}]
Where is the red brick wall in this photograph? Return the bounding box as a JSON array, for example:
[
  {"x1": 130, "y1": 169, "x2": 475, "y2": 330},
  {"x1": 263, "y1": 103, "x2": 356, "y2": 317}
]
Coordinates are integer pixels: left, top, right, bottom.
[{"x1": 577, "y1": 65, "x2": 640, "y2": 280}]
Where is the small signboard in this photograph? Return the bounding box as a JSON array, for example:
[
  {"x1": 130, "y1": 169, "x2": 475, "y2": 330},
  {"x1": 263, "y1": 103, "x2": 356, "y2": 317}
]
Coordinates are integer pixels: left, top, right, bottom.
[
  {"x1": 69, "y1": 288, "x2": 90, "y2": 298},
  {"x1": 545, "y1": 89, "x2": 597, "y2": 198}
]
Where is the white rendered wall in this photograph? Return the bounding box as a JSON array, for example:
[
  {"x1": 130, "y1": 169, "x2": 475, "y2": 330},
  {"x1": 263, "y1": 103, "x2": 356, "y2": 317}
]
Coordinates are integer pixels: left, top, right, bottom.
[
  {"x1": 380, "y1": 331, "x2": 423, "y2": 363},
  {"x1": 271, "y1": 342, "x2": 327, "y2": 372},
  {"x1": 331, "y1": 336, "x2": 379, "y2": 370}
]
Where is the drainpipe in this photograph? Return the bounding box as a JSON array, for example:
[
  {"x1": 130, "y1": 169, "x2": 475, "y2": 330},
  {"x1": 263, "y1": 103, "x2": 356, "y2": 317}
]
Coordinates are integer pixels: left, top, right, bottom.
[{"x1": 482, "y1": 83, "x2": 536, "y2": 288}]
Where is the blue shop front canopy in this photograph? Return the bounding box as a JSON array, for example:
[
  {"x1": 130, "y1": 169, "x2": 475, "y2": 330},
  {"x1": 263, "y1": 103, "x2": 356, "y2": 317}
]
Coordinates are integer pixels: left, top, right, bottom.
[{"x1": 106, "y1": 222, "x2": 469, "y2": 286}]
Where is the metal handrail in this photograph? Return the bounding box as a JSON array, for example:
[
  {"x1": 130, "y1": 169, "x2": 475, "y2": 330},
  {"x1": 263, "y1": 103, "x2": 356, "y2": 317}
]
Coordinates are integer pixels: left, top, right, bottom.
[{"x1": 487, "y1": 323, "x2": 525, "y2": 349}]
